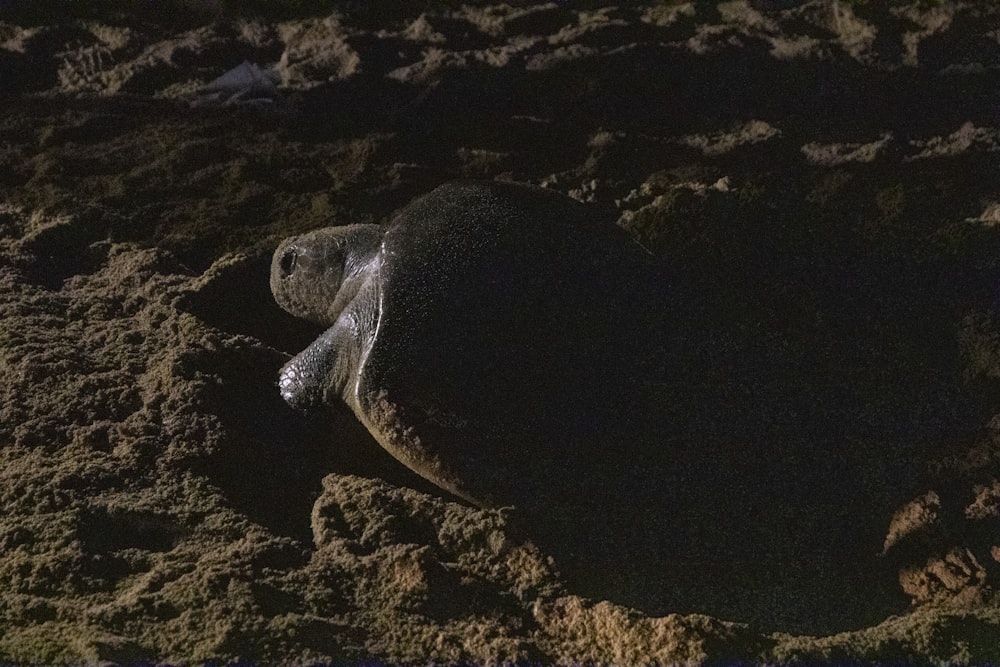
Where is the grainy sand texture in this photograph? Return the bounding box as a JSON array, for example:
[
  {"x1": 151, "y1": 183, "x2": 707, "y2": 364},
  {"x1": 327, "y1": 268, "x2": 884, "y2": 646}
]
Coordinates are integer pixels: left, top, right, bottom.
[{"x1": 1, "y1": 1, "x2": 1000, "y2": 664}]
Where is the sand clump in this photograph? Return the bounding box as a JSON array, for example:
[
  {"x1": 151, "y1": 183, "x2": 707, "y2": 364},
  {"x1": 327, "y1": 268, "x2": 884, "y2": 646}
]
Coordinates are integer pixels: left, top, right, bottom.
[{"x1": 2, "y1": 0, "x2": 1000, "y2": 664}]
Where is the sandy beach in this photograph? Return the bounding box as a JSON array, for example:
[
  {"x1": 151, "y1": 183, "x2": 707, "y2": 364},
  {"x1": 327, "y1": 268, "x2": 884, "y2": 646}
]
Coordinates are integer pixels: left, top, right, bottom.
[{"x1": 1, "y1": 1, "x2": 999, "y2": 663}]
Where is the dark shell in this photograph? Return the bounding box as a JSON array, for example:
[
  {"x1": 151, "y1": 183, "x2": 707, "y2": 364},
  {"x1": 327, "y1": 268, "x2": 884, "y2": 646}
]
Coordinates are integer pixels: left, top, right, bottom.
[{"x1": 355, "y1": 181, "x2": 657, "y2": 506}]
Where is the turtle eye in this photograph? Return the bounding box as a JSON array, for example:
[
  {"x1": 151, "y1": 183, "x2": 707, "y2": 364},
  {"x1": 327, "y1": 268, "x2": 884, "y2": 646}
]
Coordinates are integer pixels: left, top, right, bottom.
[{"x1": 279, "y1": 247, "x2": 297, "y2": 278}]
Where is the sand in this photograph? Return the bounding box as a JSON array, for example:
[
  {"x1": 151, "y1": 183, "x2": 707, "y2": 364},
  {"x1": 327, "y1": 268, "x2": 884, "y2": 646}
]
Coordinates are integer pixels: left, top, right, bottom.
[{"x1": 1, "y1": 1, "x2": 999, "y2": 664}]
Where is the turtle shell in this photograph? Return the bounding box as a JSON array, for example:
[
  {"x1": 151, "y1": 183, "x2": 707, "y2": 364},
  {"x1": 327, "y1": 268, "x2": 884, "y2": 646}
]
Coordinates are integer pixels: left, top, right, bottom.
[{"x1": 353, "y1": 180, "x2": 655, "y2": 507}]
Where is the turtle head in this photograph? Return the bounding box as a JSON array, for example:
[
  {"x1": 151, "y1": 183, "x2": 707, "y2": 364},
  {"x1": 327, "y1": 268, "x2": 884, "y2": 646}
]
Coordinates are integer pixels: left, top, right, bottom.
[{"x1": 271, "y1": 224, "x2": 382, "y2": 327}]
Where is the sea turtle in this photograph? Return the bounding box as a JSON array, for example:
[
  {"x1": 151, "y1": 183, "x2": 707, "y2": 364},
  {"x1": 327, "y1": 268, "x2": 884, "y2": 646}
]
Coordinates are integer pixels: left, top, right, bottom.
[
  {"x1": 271, "y1": 180, "x2": 654, "y2": 508},
  {"x1": 269, "y1": 180, "x2": 914, "y2": 630}
]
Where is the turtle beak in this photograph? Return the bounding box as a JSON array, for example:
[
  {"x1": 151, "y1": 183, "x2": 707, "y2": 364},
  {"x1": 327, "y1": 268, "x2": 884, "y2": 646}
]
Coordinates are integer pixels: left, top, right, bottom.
[
  {"x1": 277, "y1": 240, "x2": 336, "y2": 280},
  {"x1": 270, "y1": 235, "x2": 344, "y2": 327},
  {"x1": 270, "y1": 224, "x2": 381, "y2": 327}
]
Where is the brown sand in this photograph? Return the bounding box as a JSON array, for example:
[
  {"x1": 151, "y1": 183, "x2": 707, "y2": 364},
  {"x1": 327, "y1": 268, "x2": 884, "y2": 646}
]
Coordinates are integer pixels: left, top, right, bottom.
[{"x1": 1, "y1": 1, "x2": 1000, "y2": 664}]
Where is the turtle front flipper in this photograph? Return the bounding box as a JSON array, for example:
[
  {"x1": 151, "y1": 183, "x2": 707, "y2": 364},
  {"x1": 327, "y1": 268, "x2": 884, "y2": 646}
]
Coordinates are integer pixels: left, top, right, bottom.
[
  {"x1": 279, "y1": 312, "x2": 369, "y2": 411},
  {"x1": 278, "y1": 325, "x2": 343, "y2": 411}
]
